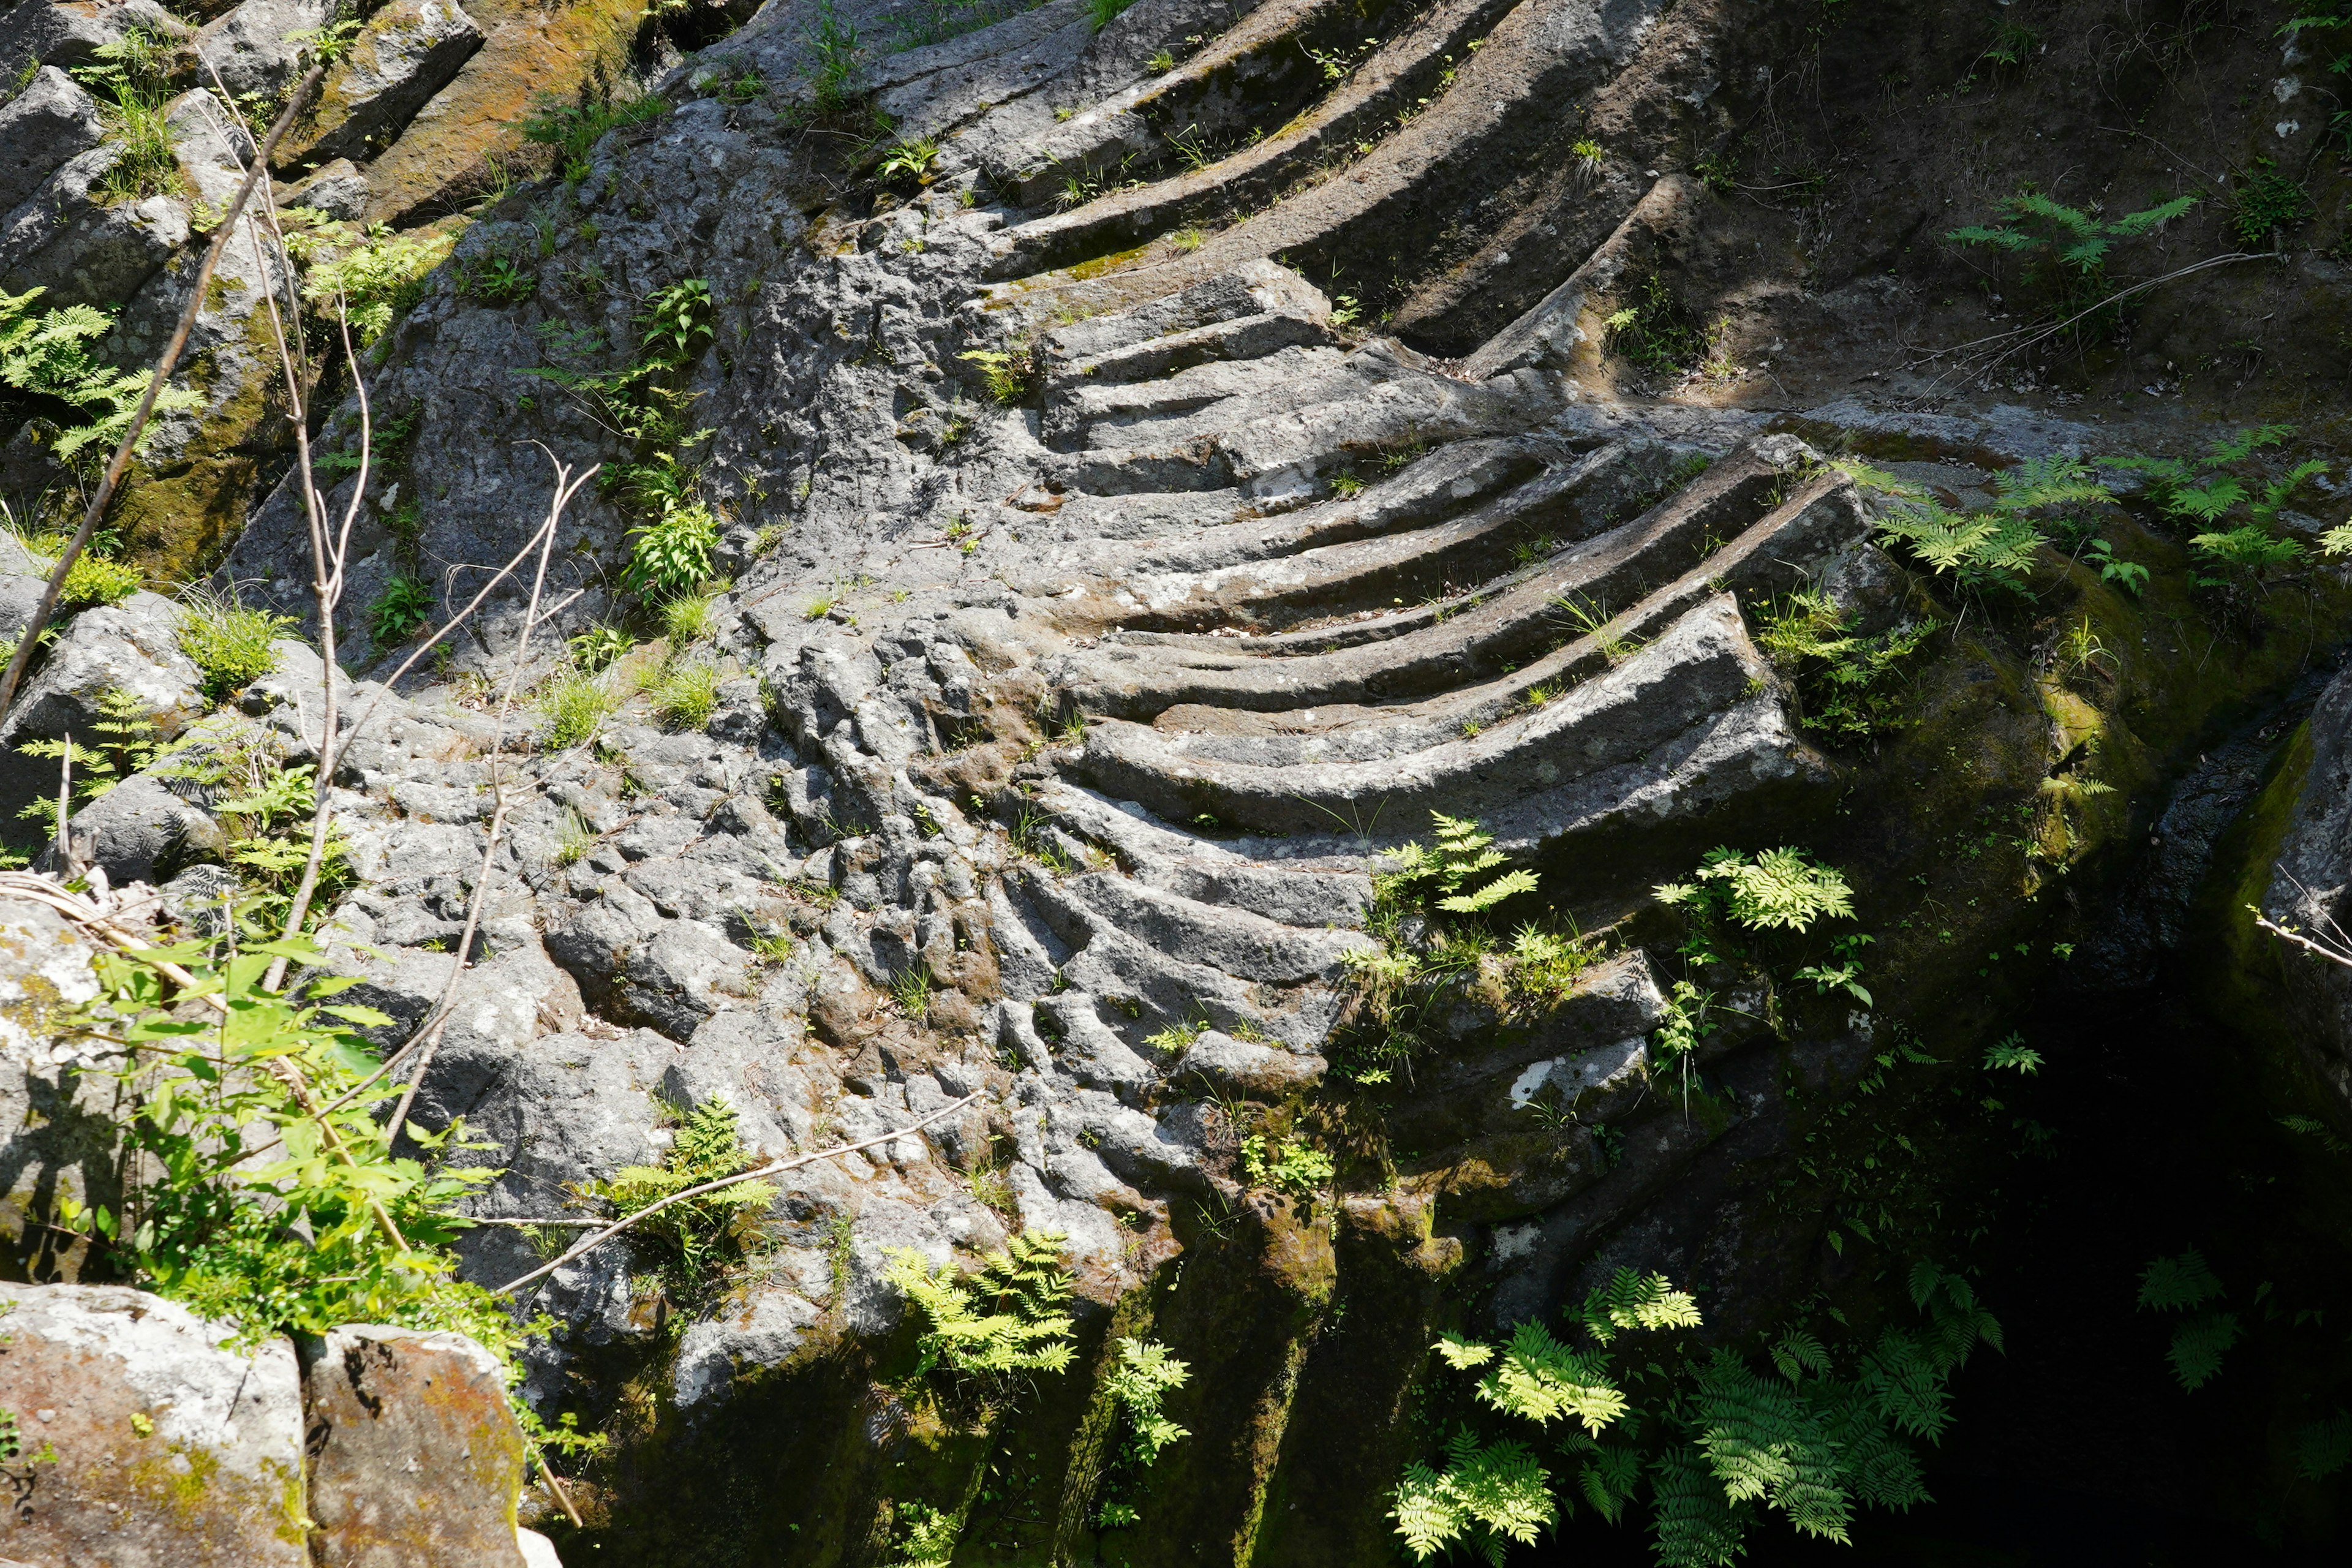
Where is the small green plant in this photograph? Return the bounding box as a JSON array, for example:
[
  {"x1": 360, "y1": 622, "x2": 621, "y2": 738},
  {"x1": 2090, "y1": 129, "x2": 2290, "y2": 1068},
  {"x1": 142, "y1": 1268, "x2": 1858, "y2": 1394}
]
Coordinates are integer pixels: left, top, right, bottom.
[
  {"x1": 568, "y1": 624, "x2": 634, "y2": 673},
  {"x1": 660, "y1": 592, "x2": 714, "y2": 645},
  {"x1": 521, "y1": 91, "x2": 669, "y2": 183},
  {"x1": 284, "y1": 213, "x2": 456, "y2": 347},
  {"x1": 649, "y1": 658, "x2": 719, "y2": 730},
  {"x1": 72, "y1": 30, "x2": 185, "y2": 208},
  {"x1": 2109, "y1": 427, "x2": 2323, "y2": 597},
  {"x1": 877, "y1": 136, "x2": 941, "y2": 183},
  {"x1": 368, "y1": 576, "x2": 434, "y2": 648},
  {"x1": 1949, "y1": 190, "x2": 2196, "y2": 284},
  {"x1": 539, "y1": 668, "x2": 618, "y2": 748},
  {"x1": 595, "y1": 1099, "x2": 773, "y2": 1280},
  {"x1": 15, "y1": 687, "x2": 162, "y2": 832},
  {"x1": 1084, "y1": 0, "x2": 1136, "y2": 29},
  {"x1": 2228, "y1": 160, "x2": 2310, "y2": 248},
  {"x1": 1239, "y1": 1133, "x2": 1334, "y2": 1198},
  {"x1": 883, "y1": 1230, "x2": 1077, "y2": 1379},
  {"x1": 2138, "y1": 1248, "x2": 2237, "y2": 1391},
  {"x1": 1381, "y1": 812, "x2": 1540, "y2": 915},
  {"x1": 2, "y1": 287, "x2": 200, "y2": 469},
  {"x1": 1983, "y1": 1031, "x2": 2043, "y2": 1074},
  {"x1": 1604, "y1": 274, "x2": 1715, "y2": 374},
  {"x1": 61, "y1": 552, "x2": 142, "y2": 608},
  {"x1": 806, "y1": 0, "x2": 863, "y2": 113},
  {"x1": 888, "y1": 962, "x2": 935, "y2": 1019},
  {"x1": 466, "y1": 253, "x2": 538, "y2": 304},
  {"x1": 176, "y1": 588, "x2": 293, "y2": 704},
  {"x1": 623, "y1": 503, "x2": 719, "y2": 600},
  {"x1": 1655, "y1": 846, "x2": 1855, "y2": 936},
  {"x1": 959, "y1": 346, "x2": 1035, "y2": 404},
  {"x1": 1148, "y1": 47, "x2": 1177, "y2": 72},
  {"x1": 552, "y1": 805, "x2": 598, "y2": 867},
  {"x1": 1095, "y1": 1336, "x2": 1193, "y2": 1528},
  {"x1": 1754, "y1": 590, "x2": 1937, "y2": 741}
]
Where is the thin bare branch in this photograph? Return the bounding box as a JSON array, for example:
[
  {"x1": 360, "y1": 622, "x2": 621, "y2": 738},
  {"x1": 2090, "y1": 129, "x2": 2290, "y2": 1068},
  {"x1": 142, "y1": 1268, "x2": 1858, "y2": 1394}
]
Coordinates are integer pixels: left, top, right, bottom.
[
  {"x1": 0, "y1": 61, "x2": 330, "y2": 720},
  {"x1": 493, "y1": 1093, "x2": 984, "y2": 1297}
]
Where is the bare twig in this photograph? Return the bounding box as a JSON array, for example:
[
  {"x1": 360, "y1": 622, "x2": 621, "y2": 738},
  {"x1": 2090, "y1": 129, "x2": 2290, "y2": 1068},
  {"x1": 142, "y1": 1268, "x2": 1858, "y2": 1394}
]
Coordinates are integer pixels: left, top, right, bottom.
[
  {"x1": 385, "y1": 454, "x2": 591, "y2": 1143},
  {"x1": 492, "y1": 1093, "x2": 984, "y2": 1297},
  {"x1": 0, "y1": 62, "x2": 329, "y2": 721},
  {"x1": 2252, "y1": 910, "x2": 2352, "y2": 968},
  {"x1": 1907, "y1": 252, "x2": 2272, "y2": 394}
]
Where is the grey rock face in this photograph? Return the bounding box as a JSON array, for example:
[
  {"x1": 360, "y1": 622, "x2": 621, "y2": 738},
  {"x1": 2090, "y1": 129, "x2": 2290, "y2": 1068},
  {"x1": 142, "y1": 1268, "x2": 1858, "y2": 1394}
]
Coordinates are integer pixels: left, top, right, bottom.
[
  {"x1": 0, "y1": 66, "x2": 104, "y2": 217},
  {"x1": 0, "y1": 1283, "x2": 308, "y2": 1565},
  {"x1": 0, "y1": 894, "x2": 111, "y2": 1278},
  {"x1": 0, "y1": 140, "x2": 187, "y2": 309},
  {"x1": 280, "y1": 155, "x2": 371, "y2": 219},
  {"x1": 281, "y1": 0, "x2": 483, "y2": 166},
  {"x1": 47, "y1": 769, "x2": 225, "y2": 884},
  {"x1": 0, "y1": 590, "x2": 202, "y2": 825},
  {"x1": 2263, "y1": 666, "x2": 2352, "y2": 1117},
  {"x1": 0, "y1": 0, "x2": 186, "y2": 79},
  {"x1": 194, "y1": 0, "x2": 331, "y2": 101}
]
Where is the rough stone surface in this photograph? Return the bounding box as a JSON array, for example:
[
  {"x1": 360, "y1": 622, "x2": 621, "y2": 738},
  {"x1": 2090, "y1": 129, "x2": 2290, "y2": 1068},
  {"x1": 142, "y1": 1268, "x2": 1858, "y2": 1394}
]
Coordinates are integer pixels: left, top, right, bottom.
[
  {"x1": 0, "y1": 591, "x2": 201, "y2": 826},
  {"x1": 0, "y1": 897, "x2": 111, "y2": 1280},
  {"x1": 0, "y1": 1283, "x2": 307, "y2": 1566},
  {"x1": 277, "y1": 0, "x2": 484, "y2": 167},
  {"x1": 0, "y1": 66, "x2": 104, "y2": 217},
  {"x1": 301, "y1": 1325, "x2": 529, "y2": 1568}
]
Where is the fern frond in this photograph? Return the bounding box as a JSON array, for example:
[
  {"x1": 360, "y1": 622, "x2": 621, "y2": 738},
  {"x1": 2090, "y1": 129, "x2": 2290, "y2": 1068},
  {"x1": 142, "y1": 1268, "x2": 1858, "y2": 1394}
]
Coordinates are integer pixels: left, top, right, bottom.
[
  {"x1": 1436, "y1": 1332, "x2": 1497, "y2": 1370},
  {"x1": 1476, "y1": 1321, "x2": 1629, "y2": 1434},
  {"x1": 1770, "y1": 1329, "x2": 1830, "y2": 1383},
  {"x1": 2137, "y1": 1249, "x2": 2224, "y2": 1312},
  {"x1": 2167, "y1": 1311, "x2": 2239, "y2": 1391},
  {"x1": 1858, "y1": 1330, "x2": 1952, "y2": 1442},
  {"x1": 1583, "y1": 1268, "x2": 1705, "y2": 1343},
  {"x1": 2204, "y1": 424, "x2": 2293, "y2": 466},
  {"x1": 1576, "y1": 1444, "x2": 1644, "y2": 1525},
  {"x1": 2294, "y1": 1411, "x2": 2352, "y2": 1480},
  {"x1": 1439, "y1": 867, "x2": 1540, "y2": 913},
  {"x1": 1650, "y1": 1444, "x2": 1750, "y2": 1568},
  {"x1": 2104, "y1": 194, "x2": 2198, "y2": 236}
]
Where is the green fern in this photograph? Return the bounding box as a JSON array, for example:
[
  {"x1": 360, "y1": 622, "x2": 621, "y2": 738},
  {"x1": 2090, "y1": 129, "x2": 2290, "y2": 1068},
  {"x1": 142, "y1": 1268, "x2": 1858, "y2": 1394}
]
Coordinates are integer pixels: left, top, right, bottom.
[
  {"x1": 884, "y1": 1229, "x2": 1076, "y2": 1379},
  {"x1": 589, "y1": 1098, "x2": 774, "y2": 1302},
  {"x1": 1649, "y1": 1445, "x2": 1751, "y2": 1568},
  {"x1": 1472, "y1": 1321, "x2": 1629, "y2": 1435},
  {"x1": 1580, "y1": 1267, "x2": 1704, "y2": 1343},
  {"x1": 2137, "y1": 1248, "x2": 2224, "y2": 1311},
  {"x1": 1656, "y1": 846, "x2": 1855, "y2": 934},
  {"x1": 2136, "y1": 1250, "x2": 2238, "y2": 1392},
  {"x1": 1390, "y1": 1430, "x2": 1556, "y2": 1564},
  {"x1": 2294, "y1": 1412, "x2": 2352, "y2": 1480},
  {"x1": 1103, "y1": 1335, "x2": 1191, "y2": 1465},
  {"x1": 1384, "y1": 812, "x2": 1542, "y2": 915}
]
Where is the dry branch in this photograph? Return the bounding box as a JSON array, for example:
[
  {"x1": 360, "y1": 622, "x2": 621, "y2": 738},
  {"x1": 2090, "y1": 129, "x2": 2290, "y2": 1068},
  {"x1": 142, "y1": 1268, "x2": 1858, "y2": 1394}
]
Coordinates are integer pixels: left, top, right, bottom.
[{"x1": 492, "y1": 1093, "x2": 985, "y2": 1297}]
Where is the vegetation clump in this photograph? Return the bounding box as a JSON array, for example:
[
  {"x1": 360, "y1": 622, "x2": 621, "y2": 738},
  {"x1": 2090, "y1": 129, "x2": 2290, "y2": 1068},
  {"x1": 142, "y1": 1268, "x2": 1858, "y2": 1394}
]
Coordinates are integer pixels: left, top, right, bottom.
[
  {"x1": 1393, "y1": 1265, "x2": 2000, "y2": 1566},
  {"x1": 587, "y1": 1098, "x2": 774, "y2": 1309},
  {"x1": 177, "y1": 588, "x2": 293, "y2": 703},
  {"x1": 883, "y1": 1229, "x2": 1078, "y2": 1379}
]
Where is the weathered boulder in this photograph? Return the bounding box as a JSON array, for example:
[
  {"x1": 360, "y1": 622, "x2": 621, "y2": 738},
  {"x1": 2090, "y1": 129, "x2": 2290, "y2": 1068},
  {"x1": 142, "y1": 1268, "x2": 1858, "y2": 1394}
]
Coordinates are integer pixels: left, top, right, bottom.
[
  {"x1": 0, "y1": 895, "x2": 113, "y2": 1280},
  {"x1": 0, "y1": 67, "x2": 104, "y2": 218},
  {"x1": 277, "y1": 0, "x2": 484, "y2": 168},
  {"x1": 0, "y1": 0, "x2": 187, "y2": 78},
  {"x1": 300, "y1": 1324, "x2": 530, "y2": 1568},
  {"x1": 0, "y1": 138, "x2": 187, "y2": 311},
  {"x1": 46, "y1": 771, "x2": 225, "y2": 885},
  {"x1": 0, "y1": 590, "x2": 203, "y2": 834},
  {"x1": 279, "y1": 156, "x2": 370, "y2": 221},
  {"x1": 194, "y1": 0, "x2": 331, "y2": 101},
  {"x1": 0, "y1": 1283, "x2": 307, "y2": 1566}
]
